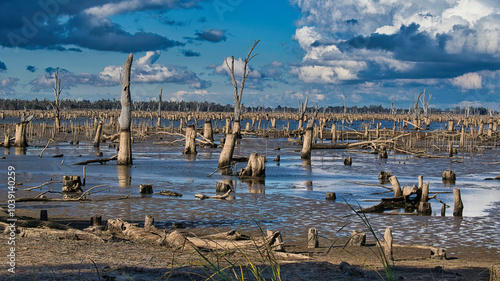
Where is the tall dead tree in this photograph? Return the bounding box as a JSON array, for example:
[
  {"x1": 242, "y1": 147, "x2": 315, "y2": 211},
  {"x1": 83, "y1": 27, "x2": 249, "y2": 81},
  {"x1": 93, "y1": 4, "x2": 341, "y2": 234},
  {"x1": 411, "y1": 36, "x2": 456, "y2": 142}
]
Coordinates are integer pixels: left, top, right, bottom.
[
  {"x1": 157, "y1": 88, "x2": 162, "y2": 128},
  {"x1": 117, "y1": 53, "x2": 133, "y2": 166},
  {"x1": 46, "y1": 67, "x2": 62, "y2": 131},
  {"x1": 297, "y1": 94, "x2": 309, "y2": 130},
  {"x1": 225, "y1": 39, "x2": 260, "y2": 137}
]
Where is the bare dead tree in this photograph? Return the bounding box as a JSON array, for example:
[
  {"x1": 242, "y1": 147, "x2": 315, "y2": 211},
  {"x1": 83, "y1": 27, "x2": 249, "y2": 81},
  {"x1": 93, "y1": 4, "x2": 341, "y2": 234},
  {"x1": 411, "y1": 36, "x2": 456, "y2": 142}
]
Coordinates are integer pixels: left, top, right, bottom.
[
  {"x1": 390, "y1": 97, "x2": 396, "y2": 115},
  {"x1": 297, "y1": 94, "x2": 309, "y2": 130},
  {"x1": 225, "y1": 39, "x2": 260, "y2": 135},
  {"x1": 117, "y1": 53, "x2": 133, "y2": 166},
  {"x1": 46, "y1": 67, "x2": 62, "y2": 131},
  {"x1": 419, "y1": 89, "x2": 432, "y2": 117},
  {"x1": 157, "y1": 88, "x2": 162, "y2": 127}
]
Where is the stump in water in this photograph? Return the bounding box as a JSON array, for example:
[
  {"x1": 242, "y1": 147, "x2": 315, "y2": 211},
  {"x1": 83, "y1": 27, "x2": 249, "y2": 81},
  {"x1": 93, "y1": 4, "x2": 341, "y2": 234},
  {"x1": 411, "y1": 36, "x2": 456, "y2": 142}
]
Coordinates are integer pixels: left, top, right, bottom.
[
  {"x1": 453, "y1": 188, "x2": 463, "y2": 217},
  {"x1": 378, "y1": 171, "x2": 393, "y2": 183},
  {"x1": 301, "y1": 126, "x2": 313, "y2": 160},
  {"x1": 62, "y1": 175, "x2": 83, "y2": 192},
  {"x1": 216, "y1": 180, "x2": 232, "y2": 192},
  {"x1": 343, "y1": 156, "x2": 352, "y2": 166},
  {"x1": 140, "y1": 184, "x2": 153, "y2": 194},
  {"x1": 117, "y1": 53, "x2": 133, "y2": 166},
  {"x1": 14, "y1": 122, "x2": 28, "y2": 147},
  {"x1": 183, "y1": 124, "x2": 197, "y2": 155},
  {"x1": 203, "y1": 119, "x2": 214, "y2": 142},
  {"x1": 218, "y1": 133, "x2": 236, "y2": 169},
  {"x1": 239, "y1": 152, "x2": 266, "y2": 178},
  {"x1": 144, "y1": 215, "x2": 155, "y2": 230},
  {"x1": 326, "y1": 192, "x2": 336, "y2": 200},
  {"x1": 307, "y1": 228, "x2": 319, "y2": 248},
  {"x1": 93, "y1": 121, "x2": 103, "y2": 148},
  {"x1": 266, "y1": 230, "x2": 285, "y2": 252},
  {"x1": 442, "y1": 170, "x2": 456, "y2": 183},
  {"x1": 389, "y1": 175, "x2": 402, "y2": 197},
  {"x1": 378, "y1": 146, "x2": 388, "y2": 158},
  {"x1": 384, "y1": 227, "x2": 393, "y2": 261},
  {"x1": 349, "y1": 230, "x2": 366, "y2": 246},
  {"x1": 3, "y1": 128, "x2": 10, "y2": 148}
]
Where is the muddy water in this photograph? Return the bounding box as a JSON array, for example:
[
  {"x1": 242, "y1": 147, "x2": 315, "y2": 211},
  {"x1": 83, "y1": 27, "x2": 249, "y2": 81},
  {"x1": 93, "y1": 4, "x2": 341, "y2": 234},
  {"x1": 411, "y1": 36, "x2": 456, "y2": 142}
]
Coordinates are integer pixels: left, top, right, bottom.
[{"x1": 1, "y1": 131, "x2": 499, "y2": 257}]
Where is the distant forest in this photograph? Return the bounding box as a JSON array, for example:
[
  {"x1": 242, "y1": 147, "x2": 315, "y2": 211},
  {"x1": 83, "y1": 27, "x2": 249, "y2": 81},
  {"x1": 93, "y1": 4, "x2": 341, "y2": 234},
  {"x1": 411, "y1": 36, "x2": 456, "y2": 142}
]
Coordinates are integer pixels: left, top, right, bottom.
[{"x1": 0, "y1": 98, "x2": 492, "y2": 115}]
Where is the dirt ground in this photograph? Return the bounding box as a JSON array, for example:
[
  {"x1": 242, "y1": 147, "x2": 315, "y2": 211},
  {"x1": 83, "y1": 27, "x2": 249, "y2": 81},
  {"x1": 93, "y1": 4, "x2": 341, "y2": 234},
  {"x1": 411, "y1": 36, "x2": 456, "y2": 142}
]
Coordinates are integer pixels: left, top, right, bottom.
[{"x1": 1, "y1": 209, "x2": 499, "y2": 281}]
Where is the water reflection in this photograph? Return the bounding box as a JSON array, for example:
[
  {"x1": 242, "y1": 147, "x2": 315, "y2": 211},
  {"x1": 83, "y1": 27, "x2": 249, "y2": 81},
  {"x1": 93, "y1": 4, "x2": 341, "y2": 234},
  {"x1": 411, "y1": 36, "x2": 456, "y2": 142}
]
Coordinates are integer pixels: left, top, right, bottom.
[
  {"x1": 4, "y1": 148, "x2": 10, "y2": 155},
  {"x1": 14, "y1": 147, "x2": 26, "y2": 155},
  {"x1": 242, "y1": 178, "x2": 266, "y2": 194},
  {"x1": 305, "y1": 181, "x2": 313, "y2": 191},
  {"x1": 301, "y1": 160, "x2": 311, "y2": 171},
  {"x1": 117, "y1": 165, "x2": 132, "y2": 187}
]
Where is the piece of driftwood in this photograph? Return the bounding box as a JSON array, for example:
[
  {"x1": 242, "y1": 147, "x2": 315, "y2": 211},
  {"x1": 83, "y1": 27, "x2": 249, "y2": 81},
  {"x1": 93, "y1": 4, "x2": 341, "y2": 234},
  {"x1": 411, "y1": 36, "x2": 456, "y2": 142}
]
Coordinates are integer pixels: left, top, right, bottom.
[
  {"x1": 107, "y1": 218, "x2": 164, "y2": 245},
  {"x1": 22, "y1": 180, "x2": 63, "y2": 191},
  {"x1": 158, "y1": 190, "x2": 182, "y2": 197},
  {"x1": 73, "y1": 155, "x2": 117, "y2": 165},
  {"x1": 195, "y1": 189, "x2": 232, "y2": 200}
]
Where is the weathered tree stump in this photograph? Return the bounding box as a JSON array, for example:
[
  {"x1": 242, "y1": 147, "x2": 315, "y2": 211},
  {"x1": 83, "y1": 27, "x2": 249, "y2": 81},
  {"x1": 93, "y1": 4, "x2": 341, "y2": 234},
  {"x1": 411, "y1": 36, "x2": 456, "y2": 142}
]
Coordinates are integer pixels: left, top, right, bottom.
[
  {"x1": 453, "y1": 188, "x2": 463, "y2": 217},
  {"x1": 14, "y1": 122, "x2": 28, "y2": 147},
  {"x1": 239, "y1": 152, "x2": 266, "y2": 178},
  {"x1": 203, "y1": 119, "x2": 214, "y2": 142},
  {"x1": 266, "y1": 230, "x2": 285, "y2": 251},
  {"x1": 3, "y1": 128, "x2": 10, "y2": 148},
  {"x1": 307, "y1": 228, "x2": 319, "y2": 248},
  {"x1": 62, "y1": 175, "x2": 83, "y2": 192},
  {"x1": 378, "y1": 146, "x2": 388, "y2": 158},
  {"x1": 389, "y1": 175, "x2": 402, "y2": 198},
  {"x1": 140, "y1": 184, "x2": 153, "y2": 194},
  {"x1": 301, "y1": 126, "x2": 313, "y2": 160},
  {"x1": 442, "y1": 170, "x2": 456, "y2": 183},
  {"x1": 93, "y1": 121, "x2": 103, "y2": 148},
  {"x1": 183, "y1": 124, "x2": 197, "y2": 155},
  {"x1": 378, "y1": 171, "x2": 393, "y2": 182},
  {"x1": 216, "y1": 180, "x2": 232, "y2": 192},
  {"x1": 91, "y1": 214, "x2": 102, "y2": 227},
  {"x1": 144, "y1": 215, "x2": 155, "y2": 230},
  {"x1": 349, "y1": 230, "x2": 366, "y2": 246},
  {"x1": 384, "y1": 227, "x2": 393, "y2": 261},
  {"x1": 343, "y1": 156, "x2": 352, "y2": 166},
  {"x1": 326, "y1": 192, "x2": 336, "y2": 200},
  {"x1": 218, "y1": 133, "x2": 236, "y2": 169}
]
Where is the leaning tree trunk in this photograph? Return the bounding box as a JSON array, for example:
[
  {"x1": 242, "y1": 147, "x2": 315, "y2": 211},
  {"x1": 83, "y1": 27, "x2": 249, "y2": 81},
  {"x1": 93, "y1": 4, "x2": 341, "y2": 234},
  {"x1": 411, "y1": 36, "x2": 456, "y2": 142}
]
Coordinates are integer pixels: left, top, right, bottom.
[
  {"x1": 93, "y1": 121, "x2": 103, "y2": 148},
  {"x1": 183, "y1": 124, "x2": 197, "y2": 155},
  {"x1": 218, "y1": 133, "x2": 236, "y2": 169},
  {"x1": 117, "y1": 53, "x2": 133, "y2": 166}
]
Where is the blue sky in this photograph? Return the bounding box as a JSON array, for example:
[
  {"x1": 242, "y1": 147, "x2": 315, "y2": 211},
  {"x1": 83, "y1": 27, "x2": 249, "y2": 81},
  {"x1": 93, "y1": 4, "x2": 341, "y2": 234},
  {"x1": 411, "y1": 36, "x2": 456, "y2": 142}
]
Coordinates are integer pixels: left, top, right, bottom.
[{"x1": 1, "y1": 0, "x2": 500, "y2": 110}]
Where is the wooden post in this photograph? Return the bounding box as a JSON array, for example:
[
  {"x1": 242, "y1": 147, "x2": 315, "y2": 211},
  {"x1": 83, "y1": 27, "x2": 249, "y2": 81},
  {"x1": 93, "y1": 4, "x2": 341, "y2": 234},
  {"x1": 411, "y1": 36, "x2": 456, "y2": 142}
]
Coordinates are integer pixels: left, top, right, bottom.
[
  {"x1": 117, "y1": 53, "x2": 133, "y2": 166},
  {"x1": 418, "y1": 175, "x2": 423, "y2": 189},
  {"x1": 93, "y1": 121, "x2": 103, "y2": 148},
  {"x1": 389, "y1": 176, "x2": 402, "y2": 197},
  {"x1": 301, "y1": 125, "x2": 313, "y2": 160},
  {"x1": 307, "y1": 228, "x2": 319, "y2": 248},
  {"x1": 183, "y1": 124, "x2": 197, "y2": 155},
  {"x1": 453, "y1": 188, "x2": 463, "y2": 217},
  {"x1": 384, "y1": 227, "x2": 393, "y2": 261},
  {"x1": 331, "y1": 123, "x2": 337, "y2": 143},
  {"x1": 218, "y1": 133, "x2": 236, "y2": 169}
]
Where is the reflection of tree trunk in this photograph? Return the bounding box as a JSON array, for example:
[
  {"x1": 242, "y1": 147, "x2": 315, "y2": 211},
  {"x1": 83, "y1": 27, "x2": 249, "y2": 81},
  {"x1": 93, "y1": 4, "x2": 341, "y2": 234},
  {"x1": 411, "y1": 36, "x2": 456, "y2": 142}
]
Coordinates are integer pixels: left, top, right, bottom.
[
  {"x1": 183, "y1": 124, "x2": 197, "y2": 155},
  {"x1": 117, "y1": 165, "x2": 131, "y2": 187},
  {"x1": 117, "y1": 53, "x2": 133, "y2": 166},
  {"x1": 218, "y1": 133, "x2": 236, "y2": 169}
]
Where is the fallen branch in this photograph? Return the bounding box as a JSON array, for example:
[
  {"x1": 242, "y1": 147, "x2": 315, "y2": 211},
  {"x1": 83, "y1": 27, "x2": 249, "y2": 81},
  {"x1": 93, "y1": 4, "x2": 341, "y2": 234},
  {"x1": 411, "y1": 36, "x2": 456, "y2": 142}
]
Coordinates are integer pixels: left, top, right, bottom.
[
  {"x1": 195, "y1": 189, "x2": 232, "y2": 200},
  {"x1": 22, "y1": 180, "x2": 62, "y2": 191},
  {"x1": 39, "y1": 138, "x2": 53, "y2": 158},
  {"x1": 73, "y1": 155, "x2": 117, "y2": 165}
]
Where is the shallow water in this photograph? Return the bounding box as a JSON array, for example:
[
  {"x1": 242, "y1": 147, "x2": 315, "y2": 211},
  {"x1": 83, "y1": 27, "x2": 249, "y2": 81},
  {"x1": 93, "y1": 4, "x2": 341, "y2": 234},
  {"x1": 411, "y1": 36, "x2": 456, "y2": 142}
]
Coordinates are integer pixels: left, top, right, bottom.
[{"x1": 1, "y1": 132, "x2": 499, "y2": 257}]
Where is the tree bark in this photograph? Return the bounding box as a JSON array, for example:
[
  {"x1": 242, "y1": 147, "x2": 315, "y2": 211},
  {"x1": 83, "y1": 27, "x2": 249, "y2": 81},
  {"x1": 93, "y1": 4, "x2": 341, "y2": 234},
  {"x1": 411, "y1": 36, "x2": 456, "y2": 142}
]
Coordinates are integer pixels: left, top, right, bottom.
[
  {"x1": 183, "y1": 124, "x2": 197, "y2": 155},
  {"x1": 218, "y1": 133, "x2": 236, "y2": 169},
  {"x1": 117, "y1": 53, "x2": 133, "y2": 166}
]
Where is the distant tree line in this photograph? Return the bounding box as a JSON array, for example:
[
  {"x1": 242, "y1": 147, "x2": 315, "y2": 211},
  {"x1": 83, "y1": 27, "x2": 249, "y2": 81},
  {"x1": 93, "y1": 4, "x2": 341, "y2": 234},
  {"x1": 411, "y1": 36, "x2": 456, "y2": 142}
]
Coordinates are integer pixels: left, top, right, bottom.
[{"x1": 0, "y1": 98, "x2": 493, "y2": 115}]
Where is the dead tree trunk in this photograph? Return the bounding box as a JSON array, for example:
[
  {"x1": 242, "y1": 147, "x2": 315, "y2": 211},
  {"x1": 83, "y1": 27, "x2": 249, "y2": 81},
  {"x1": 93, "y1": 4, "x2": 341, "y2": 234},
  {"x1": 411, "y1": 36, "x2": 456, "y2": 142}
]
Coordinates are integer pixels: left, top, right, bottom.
[
  {"x1": 384, "y1": 227, "x2": 393, "y2": 261},
  {"x1": 117, "y1": 53, "x2": 133, "y2": 166},
  {"x1": 93, "y1": 121, "x2": 103, "y2": 148},
  {"x1": 218, "y1": 133, "x2": 236, "y2": 169},
  {"x1": 14, "y1": 122, "x2": 28, "y2": 147},
  {"x1": 183, "y1": 124, "x2": 197, "y2": 155},
  {"x1": 204, "y1": 119, "x2": 214, "y2": 142},
  {"x1": 389, "y1": 175, "x2": 402, "y2": 197},
  {"x1": 301, "y1": 124, "x2": 313, "y2": 160},
  {"x1": 157, "y1": 88, "x2": 162, "y2": 128},
  {"x1": 225, "y1": 39, "x2": 260, "y2": 136},
  {"x1": 239, "y1": 152, "x2": 265, "y2": 178},
  {"x1": 47, "y1": 67, "x2": 62, "y2": 132},
  {"x1": 297, "y1": 94, "x2": 309, "y2": 130},
  {"x1": 4, "y1": 127, "x2": 10, "y2": 148},
  {"x1": 453, "y1": 188, "x2": 463, "y2": 217}
]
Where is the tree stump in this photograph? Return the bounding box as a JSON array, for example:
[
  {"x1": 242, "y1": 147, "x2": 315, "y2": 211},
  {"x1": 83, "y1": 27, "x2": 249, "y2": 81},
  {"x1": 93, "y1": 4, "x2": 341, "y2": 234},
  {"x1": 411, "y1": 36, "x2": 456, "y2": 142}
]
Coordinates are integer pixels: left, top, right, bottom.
[
  {"x1": 239, "y1": 152, "x2": 266, "y2": 178},
  {"x1": 442, "y1": 170, "x2": 456, "y2": 183},
  {"x1": 218, "y1": 133, "x2": 236, "y2": 169},
  {"x1": 266, "y1": 230, "x2": 285, "y2": 252},
  {"x1": 389, "y1": 176, "x2": 402, "y2": 197},
  {"x1": 140, "y1": 184, "x2": 153, "y2": 194},
  {"x1": 144, "y1": 215, "x2": 155, "y2": 230},
  {"x1": 378, "y1": 171, "x2": 393, "y2": 183},
  {"x1": 203, "y1": 119, "x2": 214, "y2": 142},
  {"x1": 343, "y1": 156, "x2": 352, "y2": 166},
  {"x1": 453, "y1": 188, "x2": 463, "y2": 217},
  {"x1": 117, "y1": 53, "x2": 134, "y2": 166},
  {"x1": 93, "y1": 121, "x2": 103, "y2": 148},
  {"x1": 183, "y1": 124, "x2": 197, "y2": 155},
  {"x1": 14, "y1": 123, "x2": 28, "y2": 147},
  {"x1": 384, "y1": 227, "x2": 393, "y2": 261},
  {"x1": 301, "y1": 126, "x2": 313, "y2": 160},
  {"x1": 62, "y1": 175, "x2": 83, "y2": 192},
  {"x1": 91, "y1": 214, "x2": 102, "y2": 226},
  {"x1": 349, "y1": 230, "x2": 366, "y2": 246},
  {"x1": 216, "y1": 180, "x2": 232, "y2": 192},
  {"x1": 3, "y1": 128, "x2": 10, "y2": 148},
  {"x1": 326, "y1": 192, "x2": 336, "y2": 200},
  {"x1": 307, "y1": 228, "x2": 319, "y2": 248},
  {"x1": 378, "y1": 146, "x2": 388, "y2": 158}
]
